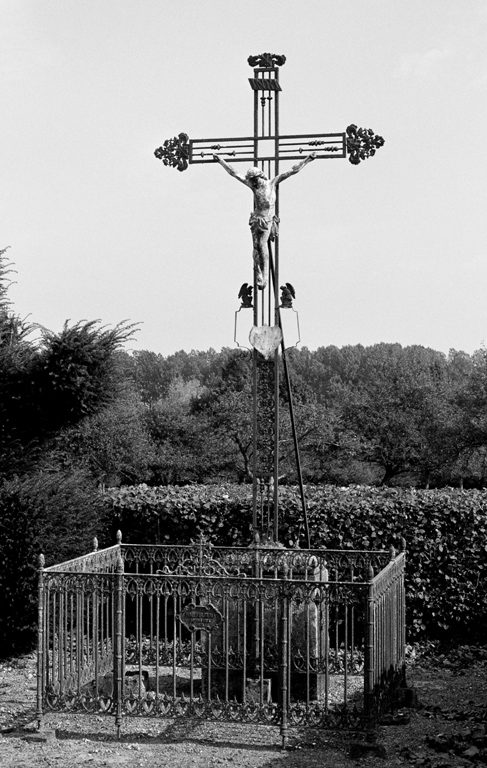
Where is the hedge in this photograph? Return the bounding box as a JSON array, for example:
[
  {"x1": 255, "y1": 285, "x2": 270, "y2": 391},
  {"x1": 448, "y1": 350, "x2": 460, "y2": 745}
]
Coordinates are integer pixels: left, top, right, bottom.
[
  {"x1": 0, "y1": 471, "x2": 105, "y2": 658},
  {"x1": 104, "y1": 484, "x2": 487, "y2": 642}
]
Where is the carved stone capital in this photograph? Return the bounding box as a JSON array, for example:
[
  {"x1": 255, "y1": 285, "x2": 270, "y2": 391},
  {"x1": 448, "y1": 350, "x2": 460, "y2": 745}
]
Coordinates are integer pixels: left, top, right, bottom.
[
  {"x1": 248, "y1": 53, "x2": 286, "y2": 68},
  {"x1": 154, "y1": 132, "x2": 190, "y2": 172},
  {"x1": 346, "y1": 124, "x2": 384, "y2": 165}
]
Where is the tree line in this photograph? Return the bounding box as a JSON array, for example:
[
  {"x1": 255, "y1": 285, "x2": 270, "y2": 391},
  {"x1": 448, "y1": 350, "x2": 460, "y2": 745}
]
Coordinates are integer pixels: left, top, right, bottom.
[
  {"x1": 78, "y1": 341, "x2": 487, "y2": 490},
  {"x1": 3, "y1": 246, "x2": 487, "y2": 493}
]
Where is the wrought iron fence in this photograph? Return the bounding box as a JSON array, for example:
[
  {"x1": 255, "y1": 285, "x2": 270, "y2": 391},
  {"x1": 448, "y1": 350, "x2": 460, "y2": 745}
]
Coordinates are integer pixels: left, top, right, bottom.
[{"x1": 37, "y1": 534, "x2": 406, "y2": 746}]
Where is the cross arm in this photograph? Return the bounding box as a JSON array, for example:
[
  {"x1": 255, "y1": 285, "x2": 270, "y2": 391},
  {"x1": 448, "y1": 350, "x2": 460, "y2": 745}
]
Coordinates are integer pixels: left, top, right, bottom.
[
  {"x1": 188, "y1": 133, "x2": 346, "y2": 165},
  {"x1": 154, "y1": 125, "x2": 384, "y2": 171}
]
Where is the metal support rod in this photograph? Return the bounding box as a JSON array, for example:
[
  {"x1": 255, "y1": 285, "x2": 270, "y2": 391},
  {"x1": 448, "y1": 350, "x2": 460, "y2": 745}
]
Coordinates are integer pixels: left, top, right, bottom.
[
  {"x1": 252, "y1": 293, "x2": 258, "y2": 537},
  {"x1": 269, "y1": 244, "x2": 311, "y2": 549},
  {"x1": 252, "y1": 77, "x2": 260, "y2": 540},
  {"x1": 273, "y1": 210, "x2": 280, "y2": 539},
  {"x1": 272, "y1": 67, "x2": 280, "y2": 542}
]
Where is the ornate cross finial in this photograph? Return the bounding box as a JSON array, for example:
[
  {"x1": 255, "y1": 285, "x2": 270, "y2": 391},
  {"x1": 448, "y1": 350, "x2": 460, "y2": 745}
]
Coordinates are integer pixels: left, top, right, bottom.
[
  {"x1": 248, "y1": 53, "x2": 286, "y2": 68},
  {"x1": 346, "y1": 124, "x2": 385, "y2": 165},
  {"x1": 154, "y1": 132, "x2": 190, "y2": 172}
]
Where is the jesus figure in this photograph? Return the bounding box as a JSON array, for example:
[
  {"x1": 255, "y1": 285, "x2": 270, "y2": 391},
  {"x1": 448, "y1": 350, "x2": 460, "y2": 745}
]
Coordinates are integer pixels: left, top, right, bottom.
[{"x1": 213, "y1": 153, "x2": 316, "y2": 289}]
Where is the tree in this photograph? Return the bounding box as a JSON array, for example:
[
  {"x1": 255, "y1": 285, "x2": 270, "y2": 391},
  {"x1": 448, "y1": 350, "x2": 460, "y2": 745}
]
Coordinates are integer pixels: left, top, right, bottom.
[
  {"x1": 145, "y1": 378, "x2": 215, "y2": 484},
  {"x1": 0, "y1": 296, "x2": 136, "y2": 480},
  {"x1": 130, "y1": 348, "x2": 220, "y2": 408},
  {"x1": 0, "y1": 248, "x2": 137, "y2": 656},
  {"x1": 311, "y1": 343, "x2": 460, "y2": 485},
  {"x1": 449, "y1": 347, "x2": 487, "y2": 487},
  {"x1": 131, "y1": 350, "x2": 172, "y2": 407},
  {"x1": 56, "y1": 388, "x2": 156, "y2": 487}
]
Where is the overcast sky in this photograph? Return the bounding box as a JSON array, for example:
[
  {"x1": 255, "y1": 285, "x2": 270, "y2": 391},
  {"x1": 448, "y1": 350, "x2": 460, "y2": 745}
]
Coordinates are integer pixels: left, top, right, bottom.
[{"x1": 2, "y1": 0, "x2": 487, "y2": 357}]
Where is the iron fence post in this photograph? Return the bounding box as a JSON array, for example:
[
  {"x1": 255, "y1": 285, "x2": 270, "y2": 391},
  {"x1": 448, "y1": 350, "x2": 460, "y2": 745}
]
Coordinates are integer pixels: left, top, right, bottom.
[
  {"x1": 113, "y1": 551, "x2": 124, "y2": 738},
  {"x1": 279, "y1": 576, "x2": 291, "y2": 749},
  {"x1": 364, "y1": 565, "x2": 375, "y2": 721},
  {"x1": 399, "y1": 538, "x2": 407, "y2": 686},
  {"x1": 36, "y1": 553, "x2": 45, "y2": 731}
]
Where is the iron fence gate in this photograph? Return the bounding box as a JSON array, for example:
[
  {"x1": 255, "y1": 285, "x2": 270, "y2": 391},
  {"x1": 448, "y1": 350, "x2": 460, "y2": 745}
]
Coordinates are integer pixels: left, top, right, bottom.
[{"x1": 37, "y1": 535, "x2": 406, "y2": 746}]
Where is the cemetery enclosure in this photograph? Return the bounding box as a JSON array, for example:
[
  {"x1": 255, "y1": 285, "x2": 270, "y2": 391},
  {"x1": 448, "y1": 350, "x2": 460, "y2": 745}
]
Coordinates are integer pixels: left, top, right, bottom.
[{"x1": 37, "y1": 536, "x2": 406, "y2": 746}]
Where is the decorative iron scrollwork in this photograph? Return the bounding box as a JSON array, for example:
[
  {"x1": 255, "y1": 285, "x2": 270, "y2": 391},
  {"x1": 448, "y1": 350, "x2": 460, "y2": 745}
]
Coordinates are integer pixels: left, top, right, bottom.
[
  {"x1": 346, "y1": 124, "x2": 384, "y2": 165},
  {"x1": 154, "y1": 132, "x2": 190, "y2": 172},
  {"x1": 248, "y1": 53, "x2": 286, "y2": 68}
]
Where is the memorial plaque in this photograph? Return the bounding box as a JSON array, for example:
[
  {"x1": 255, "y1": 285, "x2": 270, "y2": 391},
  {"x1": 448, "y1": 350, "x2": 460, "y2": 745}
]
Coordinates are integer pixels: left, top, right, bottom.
[{"x1": 179, "y1": 603, "x2": 223, "y2": 632}]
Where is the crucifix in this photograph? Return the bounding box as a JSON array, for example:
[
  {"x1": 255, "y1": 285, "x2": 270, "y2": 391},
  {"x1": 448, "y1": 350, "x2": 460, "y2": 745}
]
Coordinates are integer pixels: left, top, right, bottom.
[{"x1": 155, "y1": 52, "x2": 384, "y2": 547}]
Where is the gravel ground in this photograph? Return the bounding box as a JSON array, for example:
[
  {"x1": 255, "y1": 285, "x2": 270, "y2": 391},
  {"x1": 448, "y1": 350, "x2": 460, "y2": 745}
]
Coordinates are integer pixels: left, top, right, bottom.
[{"x1": 1, "y1": 650, "x2": 486, "y2": 767}]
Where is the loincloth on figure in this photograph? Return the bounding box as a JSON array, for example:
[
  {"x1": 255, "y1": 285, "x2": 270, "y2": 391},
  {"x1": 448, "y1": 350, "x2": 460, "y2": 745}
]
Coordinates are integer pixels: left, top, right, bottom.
[{"x1": 249, "y1": 213, "x2": 280, "y2": 240}]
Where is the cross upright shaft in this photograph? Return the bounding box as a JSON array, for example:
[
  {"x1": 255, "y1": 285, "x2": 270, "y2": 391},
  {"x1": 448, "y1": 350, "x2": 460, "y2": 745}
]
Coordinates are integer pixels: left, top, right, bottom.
[{"x1": 155, "y1": 53, "x2": 384, "y2": 547}]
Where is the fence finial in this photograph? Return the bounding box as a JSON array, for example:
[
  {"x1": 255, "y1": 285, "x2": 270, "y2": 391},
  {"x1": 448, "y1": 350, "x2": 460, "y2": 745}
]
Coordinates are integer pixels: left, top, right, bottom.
[
  {"x1": 116, "y1": 530, "x2": 122, "y2": 544},
  {"x1": 367, "y1": 564, "x2": 374, "y2": 580},
  {"x1": 39, "y1": 553, "x2": 45, "y2": 569},
  {"x1": 389, "y1": 545, "x2": 396, "y2": 561},
  {"x1": 93, "y1": 536, "x2": 98, "y2": 552},
  {"x1": 399, "y1": 536, "x2": 407, "y2": 552}
]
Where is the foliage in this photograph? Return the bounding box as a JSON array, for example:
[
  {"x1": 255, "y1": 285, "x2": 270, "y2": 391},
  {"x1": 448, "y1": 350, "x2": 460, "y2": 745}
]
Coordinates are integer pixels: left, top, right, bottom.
[
  {"x1": 56, "y1": 388, "x2": 157, "y2": 487},
  {"x1": 0, "y1": 470, "x2": 106, "y2": 658},
  {"x1": 191, "y1": 378, "x2": 254, "y2": 482},
  {"x1": 0, "y1": 250, "x2": 38, "y2": 476},
  {"x1": 299, "y1": 344, "x2": 463, "y2": 486},
  {"x1": 124, "y1": 342, "x2": 487, "y2": 488},
  {"x1": 104, "y1": 483, "x2": 253, "y2": 546},
  {"x1": 0, "y1": 248, "x2": 137, "y2": 658},
  {"x1": 130, "y1": 348, "x2": 220, "y2": 408},
  {"x1": 104, "y1": 483, "x2": 487, "y2": 643},
  {"x1": 0, "y1": 316, "x2": 137, "y2": 479},
  {"x1": 144, "y1": 378, "x2": 219, "y2": 484},
  {"x1": 36, "y1": 320, "x2": 136, "y2": 427},
  {"x1": 0, "y1": 248, "x2": 138, "y2": 479}
]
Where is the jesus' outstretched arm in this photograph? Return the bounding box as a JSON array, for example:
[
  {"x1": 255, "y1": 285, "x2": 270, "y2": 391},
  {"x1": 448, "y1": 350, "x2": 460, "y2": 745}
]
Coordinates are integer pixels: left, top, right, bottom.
[
  {"x1": 213, "y1": 155, "x2": 250, "y2": 186},
  {"x1": 273, "y1": 152, "x2": 317, "y2": 185}
]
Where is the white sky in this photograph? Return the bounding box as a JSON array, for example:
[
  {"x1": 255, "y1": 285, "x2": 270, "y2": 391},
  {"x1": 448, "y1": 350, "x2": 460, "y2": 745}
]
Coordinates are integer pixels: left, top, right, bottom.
[{"x1": 2, "y1": 0, "x2": 487, "y2": 357}]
